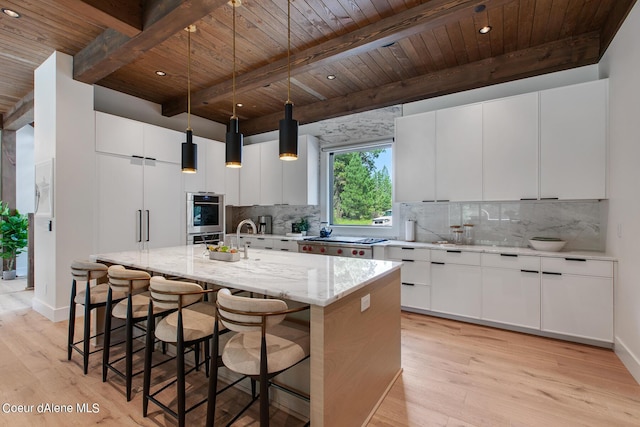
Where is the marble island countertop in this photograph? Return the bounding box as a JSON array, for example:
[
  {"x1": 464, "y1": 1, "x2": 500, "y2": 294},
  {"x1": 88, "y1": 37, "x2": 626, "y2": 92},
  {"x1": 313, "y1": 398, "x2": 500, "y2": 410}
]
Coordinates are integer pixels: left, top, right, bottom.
[
  {"x1": 92, "y1": 245, "x2": 401, "y2": 307},
  {"x1": 378, "y1": 240, "x2": 615, "y2": 261}
]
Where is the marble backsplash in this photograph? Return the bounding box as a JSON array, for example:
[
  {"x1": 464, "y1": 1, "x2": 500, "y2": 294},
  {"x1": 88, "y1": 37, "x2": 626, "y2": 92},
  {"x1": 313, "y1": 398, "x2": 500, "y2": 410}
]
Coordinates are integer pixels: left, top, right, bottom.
[
  {"x1": 228, "y1": 205, "x2": 321, "y2": 236},
  {"x1": 399, "y1": 200, "x2": 607, "y2": 251}
]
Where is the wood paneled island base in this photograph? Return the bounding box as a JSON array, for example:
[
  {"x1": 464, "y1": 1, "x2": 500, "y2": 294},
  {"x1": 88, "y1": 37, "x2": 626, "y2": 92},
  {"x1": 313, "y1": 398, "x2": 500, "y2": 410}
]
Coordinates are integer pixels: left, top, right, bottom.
[{"x1": 92, "y1": 245, "x2": 402, "y2": 426}]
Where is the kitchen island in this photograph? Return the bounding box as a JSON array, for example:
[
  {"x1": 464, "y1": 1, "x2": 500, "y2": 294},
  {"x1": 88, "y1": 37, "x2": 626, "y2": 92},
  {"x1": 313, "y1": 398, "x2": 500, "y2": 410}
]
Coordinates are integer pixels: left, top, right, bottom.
[{"x1": 93, "y1": 245, "x2": 402, "y2": 426}]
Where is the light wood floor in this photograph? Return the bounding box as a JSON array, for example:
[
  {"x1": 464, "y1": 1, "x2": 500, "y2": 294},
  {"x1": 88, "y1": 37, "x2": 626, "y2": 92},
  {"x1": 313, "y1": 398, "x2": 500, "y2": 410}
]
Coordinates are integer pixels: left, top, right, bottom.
[{"x1": 1, "y1": 279, "x2": 639, "y2": 426}]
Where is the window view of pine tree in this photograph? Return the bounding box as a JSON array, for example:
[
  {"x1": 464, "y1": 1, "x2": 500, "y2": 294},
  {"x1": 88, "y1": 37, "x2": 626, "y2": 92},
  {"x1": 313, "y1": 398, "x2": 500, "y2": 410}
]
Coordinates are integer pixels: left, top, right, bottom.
[{"x1": 332, "y1": 147, "x2": 392, "y2": 226}]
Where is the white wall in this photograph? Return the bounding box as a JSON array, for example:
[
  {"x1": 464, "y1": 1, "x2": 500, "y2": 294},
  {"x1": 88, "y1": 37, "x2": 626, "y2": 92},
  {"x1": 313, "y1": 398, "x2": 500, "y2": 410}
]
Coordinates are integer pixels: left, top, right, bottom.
[
  {"x1": 599, "y1": 1, "x2": 640, "y2": 383},
  {"x1": 16, "y1": 125, "x2": 35, "y2": 276},
  {"x1": 33, "y1": 51, "x2": 95, "y2": 321},
  {"x1": 94, "y1": 85, "x2": 226, "y2": 141}
]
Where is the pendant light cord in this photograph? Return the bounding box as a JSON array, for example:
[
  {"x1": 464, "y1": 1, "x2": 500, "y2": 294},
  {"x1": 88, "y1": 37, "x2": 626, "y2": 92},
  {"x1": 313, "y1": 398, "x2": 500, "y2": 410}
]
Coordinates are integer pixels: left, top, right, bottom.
[
  {"x1": 187, "y1": 27, "x2": 192, "y2": 130},
  {"x1": 286, "y1": 0, "x2": 291, "y2": 104},
  {"x1": 232, "y1": 2, "x2": 237, "y2": 119}
]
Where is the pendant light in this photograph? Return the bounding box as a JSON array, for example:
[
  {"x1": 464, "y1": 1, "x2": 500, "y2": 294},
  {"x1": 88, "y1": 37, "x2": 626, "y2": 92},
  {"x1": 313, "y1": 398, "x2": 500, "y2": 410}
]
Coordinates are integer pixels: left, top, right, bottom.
[
  {"x1": 279, "y1": 0, "x2": 298, "y2": 161},
  {"x1": 226, "y1": 0, "x2": 243, "y2": 168},
  {"x1": 181, "y1": 25, "x2": 198, "y2": 173}
]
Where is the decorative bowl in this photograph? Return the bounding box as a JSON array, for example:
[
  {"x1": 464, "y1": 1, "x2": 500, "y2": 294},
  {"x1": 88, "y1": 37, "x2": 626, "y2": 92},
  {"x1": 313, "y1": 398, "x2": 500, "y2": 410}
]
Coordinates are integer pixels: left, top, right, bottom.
[
  {"x1": 528, "y1": 237, "x2": 566, "y2": 252},
  {"x1": 209, "y1": 251, "x2": 240, "y2": 262}
]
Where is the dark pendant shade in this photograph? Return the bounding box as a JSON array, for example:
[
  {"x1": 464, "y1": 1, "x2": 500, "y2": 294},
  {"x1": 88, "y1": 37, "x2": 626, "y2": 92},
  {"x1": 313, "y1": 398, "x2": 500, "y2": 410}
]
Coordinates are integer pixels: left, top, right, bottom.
[
  {"x1": 226, "y1": 117, "x2": 243, "y2": 168},
  {"x1": 279, "y1": 103, "x2": 298, "y2": 161},
  {"x1": 181, "y1": 129, "x2": 197, "y2": 173}
]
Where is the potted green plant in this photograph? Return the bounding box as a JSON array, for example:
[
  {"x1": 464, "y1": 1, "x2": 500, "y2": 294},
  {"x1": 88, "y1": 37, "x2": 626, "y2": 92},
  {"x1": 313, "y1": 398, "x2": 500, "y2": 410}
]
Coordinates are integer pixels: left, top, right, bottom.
[
  {"x1": 1, "y1": 202, "x2": 29, "y2": 280},
  {"x1": 298, "y1": 217, "x2": 310, "y2": 236}
]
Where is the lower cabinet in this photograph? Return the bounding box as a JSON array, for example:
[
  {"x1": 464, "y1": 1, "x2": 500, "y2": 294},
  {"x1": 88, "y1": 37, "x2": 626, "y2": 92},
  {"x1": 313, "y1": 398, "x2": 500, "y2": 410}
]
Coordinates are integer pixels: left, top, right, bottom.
[
  {"x1": 430, "y1": 251, "x2": 482, "y2": 318},
  {"x1": 234, "y1": 235, "x2": 298, "y2": 252},
  {"x1": 481, "y1": 254, "x2": 541, "y2": 329},
  {"x1": 387, "y1": 246, "x2": 431, "y2": 311},
  {"x1": 540, "y1": 257, "x2": 613, "y2": 342}
]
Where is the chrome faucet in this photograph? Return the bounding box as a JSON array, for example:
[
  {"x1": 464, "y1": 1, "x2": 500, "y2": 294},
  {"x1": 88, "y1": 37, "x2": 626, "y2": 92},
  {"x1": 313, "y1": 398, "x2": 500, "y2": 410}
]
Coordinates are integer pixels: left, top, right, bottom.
[{"x1": 236, "y1": 218, "x2": 257, "y2": 259}]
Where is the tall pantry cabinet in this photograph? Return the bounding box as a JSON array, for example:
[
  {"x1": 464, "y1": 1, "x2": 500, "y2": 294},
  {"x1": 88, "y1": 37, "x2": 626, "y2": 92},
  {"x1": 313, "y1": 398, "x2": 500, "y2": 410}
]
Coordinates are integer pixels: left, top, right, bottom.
[{"x1": 95, "y1": 112, "x2": 183, "y2": 252}]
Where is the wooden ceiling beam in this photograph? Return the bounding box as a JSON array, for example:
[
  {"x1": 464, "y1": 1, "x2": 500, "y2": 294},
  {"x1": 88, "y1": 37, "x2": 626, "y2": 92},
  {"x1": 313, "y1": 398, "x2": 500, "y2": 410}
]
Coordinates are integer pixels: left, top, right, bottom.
[
  {"x1": 162, "y1": 0, "x2": 515, "y2": 117},
  {"x1": 73, "y1": 0, "x2": 228, "y2": 84},
  {"x1": 1, "y1": 91, "x2": 34, "y2": 131},
  {"x1": 54, "y1": 0, "x2": 143, "y2": 37},
  {"x1": 239, "y1": 32, "x2": 601, "y2": 136}
]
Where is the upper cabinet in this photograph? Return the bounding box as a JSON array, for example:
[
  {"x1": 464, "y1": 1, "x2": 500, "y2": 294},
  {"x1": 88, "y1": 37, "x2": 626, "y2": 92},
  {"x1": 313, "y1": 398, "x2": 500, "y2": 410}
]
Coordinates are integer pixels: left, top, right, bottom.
[
  {"x1": 483, "y1": 93, "x2": 539, "y2": 201},
  {"x1": 540, "y1": 79, "x2": 607, "y2": 200},
  {"x1": 204, "y1": 137, "x2": 240, "y2": 206},
  {"x1": 237, "y1": 135, "x2": 319, "y2": 206},
  {"x1": 394, "y1": 112, "x2": 436, "y2": 203},
  {"x1": 436, "y1": 103, "x2": 483, "y2": 202},
  {"x1": 394, "y1": 80, "x2": 608, "y2": 202},
  {"x1": 95, "y1": 112, "x2": 181, "y2": 164}
]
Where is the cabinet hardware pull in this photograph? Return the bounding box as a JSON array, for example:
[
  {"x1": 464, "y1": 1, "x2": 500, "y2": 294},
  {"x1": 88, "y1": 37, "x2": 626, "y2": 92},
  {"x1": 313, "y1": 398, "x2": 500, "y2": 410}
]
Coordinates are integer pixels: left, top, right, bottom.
[
  {"x1": 401, "y1": 282, "x2": 415, "y2": 286},
  {"x1": 401, "y1": 259, "x2": 415, "y2": 262},
  {"x1": 541, "y1": 197, "x2": 559, "y2": 200},
  {"x1": 501, "y1": 253, "x2": 518, "y2": 257},
  {"x1": 421, "y1": 200, "x2": 436, "y2": 203},
  {"x1": 137, "y1": 210, "x2": 142, "y2": 242},
  {"x1": 265, "y1": 247, "x2": 273, "y2": 250},
  {"x1": 446, "y1": 250, "x2": 462, "y2": 253},
  {"x1": 564, "y1": 257, "x2": 587, "y2": 262},
  {"x1": 145, "y1": 210, "x2": 150, "y2": 242},
  {"x1": 257, "y1": 238, "x2": 265, "y2": 240},
  {"x1": 520, "y1": 198, "x2": 537, "y2": 201},
  {"x1": 280, "y1": 239, "x2": 288, "y2": 242},
  {"x1": 542, "y1": 271, "x2": 562, "y2": 275},
  {"x1": 431, "y1": 261, "x2": 445, "y2": 265},
  {"x1": 520, "y1": 269, "x2": 539, "y2": 274},
  {"x1": 438, "y1": 200, "x2": 450, "y2": 202},
  {"x1": 131, "y1": 155, "x2": 144, "y2": 159},
  {"x1": 400, "y1": 247, "x2": 415, "y2": 250},
  {"x1": 280, "y1": 249, "x2": 289, "y2": 251},
  {"x1": 144, "y1": 156, "x2": 157, "y2": 161}
]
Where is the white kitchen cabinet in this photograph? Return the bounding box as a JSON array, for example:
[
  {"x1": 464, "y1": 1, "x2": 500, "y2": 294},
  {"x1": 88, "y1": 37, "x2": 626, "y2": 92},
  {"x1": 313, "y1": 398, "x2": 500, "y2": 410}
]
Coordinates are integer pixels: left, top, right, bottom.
[
  {"x1": 95, "y1": 112, "x2": 181, "y2": 164},
  {"x1": 387, "y1": 246, "x2": 431, "y2": 311},
  {"x1": 260, "y1": 140, "x2": 283, "y2": 205},
  {"x1": 481, "y1": 253, "x2": 541, "y2": 329},
  {"x1": 394, "y1": 112, "x2": 436, "y2": 202},
  {"x1": 430, "y1": 250, "x2": 482, "y2": 318},
  {"x1": 541, "y1": 256, "x2": 613, "y2": 342},
  {"x1": 273, "y1": 238, "x2": 299, "y2": 252},
  {"x1": 483, "y1": 93, "x2": 539, "y2": 201},
  {"x1": 96, "y1": 153, "x2": 182, "y2": 253},
  {"x1": 239, "y1": 144, "x2": 261, "y2": 206},
  {"x1": 283, "y1": 135, "x2": 320, "y2": 205},
  {"x1": 540, "y1": 79, "x2": 607, "y2": 200},
  {"x1": 204, "y1": 138, "x2": 240, "y2": 206},
  {"x1": 96, "y1": 112, "x2": 143, "y2": 156},
  {"x1": 436, "y1": 104, "x2": 483, "y2": 201}
]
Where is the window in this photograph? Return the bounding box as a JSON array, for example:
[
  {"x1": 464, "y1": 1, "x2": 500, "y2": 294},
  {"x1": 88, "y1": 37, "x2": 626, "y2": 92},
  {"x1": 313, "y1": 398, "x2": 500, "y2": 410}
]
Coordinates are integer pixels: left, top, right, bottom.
[{"x1": 329, "y1": 143, "x2": 393, "y2": 226}]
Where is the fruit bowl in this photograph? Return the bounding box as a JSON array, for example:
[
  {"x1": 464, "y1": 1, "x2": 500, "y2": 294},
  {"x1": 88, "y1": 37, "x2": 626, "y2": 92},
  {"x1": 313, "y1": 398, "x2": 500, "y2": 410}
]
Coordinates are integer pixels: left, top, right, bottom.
[
  {"x1": 209, "y1": 251, "x2": 240, "y2": 262},
  {"x1": 528, "y1": 237, "x2": 566, "y2": 252}
]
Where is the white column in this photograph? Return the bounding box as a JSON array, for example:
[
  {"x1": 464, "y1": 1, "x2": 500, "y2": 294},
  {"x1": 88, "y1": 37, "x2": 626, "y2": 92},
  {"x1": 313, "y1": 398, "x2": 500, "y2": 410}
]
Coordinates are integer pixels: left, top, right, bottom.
[{"x1": 33, "y1": 51, "x2": 95, "y2": 321}]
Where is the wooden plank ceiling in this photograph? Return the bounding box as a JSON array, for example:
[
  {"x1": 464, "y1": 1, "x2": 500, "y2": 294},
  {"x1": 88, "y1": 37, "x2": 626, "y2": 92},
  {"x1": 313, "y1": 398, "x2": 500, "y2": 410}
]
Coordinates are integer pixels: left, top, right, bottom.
[{"x1": 0, "y1": 0, "x2": 637, "y2": 133}]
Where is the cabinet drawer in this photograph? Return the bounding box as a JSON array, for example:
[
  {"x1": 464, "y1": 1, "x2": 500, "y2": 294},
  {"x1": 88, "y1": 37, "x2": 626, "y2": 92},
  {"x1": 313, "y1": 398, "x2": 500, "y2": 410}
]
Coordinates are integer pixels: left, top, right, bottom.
[
  {"x1": 401, "y1": 283, "x2": 431, "y2": 311},
  {"x1": 541, "y1": 257, "x2": 612, "y2": 277},
  {"x1": 387, "y1": 246, "x2": 430, "y2": 261},
  {"x1": 400, "y1": 260, "x2": 430, "y2": 285},
  {"x1": 481, "y1": 253, "x2": 540, "y2": 271},
  {"x1": 431, "y1": 249, "x2": 481, "y2": 265},
  {"x1": 274, "y1": 239, "x2": 298, "y2": 252}
]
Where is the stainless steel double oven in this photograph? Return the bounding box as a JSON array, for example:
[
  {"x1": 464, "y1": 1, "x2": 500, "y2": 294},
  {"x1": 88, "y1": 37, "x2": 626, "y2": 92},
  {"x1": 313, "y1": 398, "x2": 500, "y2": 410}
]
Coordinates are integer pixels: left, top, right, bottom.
[{"x1": 186, "y1": 192, "x2": 225, "y2": 245}]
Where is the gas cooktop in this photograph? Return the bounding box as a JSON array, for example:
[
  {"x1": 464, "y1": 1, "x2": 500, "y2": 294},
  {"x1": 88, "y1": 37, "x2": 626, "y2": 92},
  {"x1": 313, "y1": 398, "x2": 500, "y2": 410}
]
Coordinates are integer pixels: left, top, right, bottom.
[{"x1": 303, "y1": 236, "x2": 387, "y2": 245}]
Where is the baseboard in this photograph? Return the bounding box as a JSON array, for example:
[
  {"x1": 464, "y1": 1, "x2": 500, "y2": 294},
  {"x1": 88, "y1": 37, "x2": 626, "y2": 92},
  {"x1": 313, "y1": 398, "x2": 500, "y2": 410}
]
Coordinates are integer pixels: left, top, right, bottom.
[
  {"x1": 615, "y1": 336, "x2": 640, "y2": 385},
  {"x1": 32, "y1": 298, "x2": 68, "y2": 322}
]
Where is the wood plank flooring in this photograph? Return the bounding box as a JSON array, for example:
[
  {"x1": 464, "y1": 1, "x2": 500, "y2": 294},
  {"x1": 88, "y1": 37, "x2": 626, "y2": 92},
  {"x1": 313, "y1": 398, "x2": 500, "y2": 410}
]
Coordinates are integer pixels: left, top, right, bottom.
[{"x1": 1, "y1": 279, "x2": 639, "y2": 426}]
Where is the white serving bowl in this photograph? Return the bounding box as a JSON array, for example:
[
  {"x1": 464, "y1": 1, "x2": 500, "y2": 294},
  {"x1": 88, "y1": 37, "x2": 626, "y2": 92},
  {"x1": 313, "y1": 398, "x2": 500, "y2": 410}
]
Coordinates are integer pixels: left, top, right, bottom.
[{"x1": 528, "y1": 239, "x2": 566, "y2": 252}]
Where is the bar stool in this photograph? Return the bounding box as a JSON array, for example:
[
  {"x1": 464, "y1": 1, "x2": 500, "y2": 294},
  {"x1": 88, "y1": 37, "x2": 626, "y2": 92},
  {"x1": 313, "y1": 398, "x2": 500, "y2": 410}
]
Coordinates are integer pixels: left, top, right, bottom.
[
  {"x1": 207, "y1": 288, "x2": 311, "y2": 427},
  {"x1": 102, "y1": 265, "x2": 153, "y2": 401},
  {"x1": 67, "y1": 260, "x2": 123, "y2": 375},
  {"x1": 142, "y1": 276, "x2": 218, "y2": 427}
]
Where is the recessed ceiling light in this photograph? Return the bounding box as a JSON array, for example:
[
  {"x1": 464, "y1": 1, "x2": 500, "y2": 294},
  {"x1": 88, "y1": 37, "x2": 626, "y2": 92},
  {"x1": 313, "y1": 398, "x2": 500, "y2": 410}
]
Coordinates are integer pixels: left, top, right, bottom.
[
  {"x1": 479, "y1": 26, "x2": 492, "y2": 34},
  {"x1": 155, "y1": 70, "x2": 167, "y2": 76},
  {"x1": 326, "y1": 74, "x2": 336, "y2": 80},
  {"x1": 2, "y1": 8, "x2": 21, "y2": 18},
  {"x1": 236, "y1": 103, "x2": 243, "y2": 107}
]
